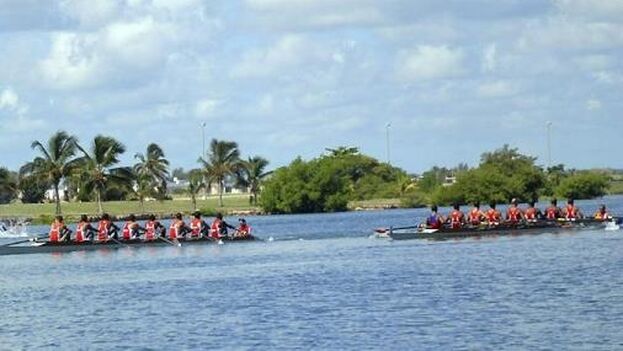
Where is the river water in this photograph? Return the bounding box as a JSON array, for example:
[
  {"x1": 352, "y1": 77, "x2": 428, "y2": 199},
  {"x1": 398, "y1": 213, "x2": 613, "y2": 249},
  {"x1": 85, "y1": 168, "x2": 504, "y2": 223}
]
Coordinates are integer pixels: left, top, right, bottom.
[{"x1": 1, "y1": 197, "x2": 622, "y2": 350}]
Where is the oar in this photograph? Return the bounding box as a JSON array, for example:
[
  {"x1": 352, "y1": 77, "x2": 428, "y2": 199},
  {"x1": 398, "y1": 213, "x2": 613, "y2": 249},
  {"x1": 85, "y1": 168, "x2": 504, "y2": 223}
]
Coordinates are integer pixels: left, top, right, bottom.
[
  {"x1": 1, "y1": 234, "x2": 49, "y2": 247},
  {"x1": 109, "y1": 236, "x2": 130, "y2": 248},
  {"x1": 158, "y1": 236, "x2": 182, "y2": 247}
]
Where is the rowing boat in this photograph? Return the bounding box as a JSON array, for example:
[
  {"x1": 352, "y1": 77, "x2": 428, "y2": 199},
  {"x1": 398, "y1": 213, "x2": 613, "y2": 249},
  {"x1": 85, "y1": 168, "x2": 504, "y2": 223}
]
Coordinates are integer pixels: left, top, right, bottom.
[
  {"x1": 0, "y1": 235, "x2": 257, "y2": 256},
  {"x1": 375, "y1": 218, "x2": 621, "y2": 241}
]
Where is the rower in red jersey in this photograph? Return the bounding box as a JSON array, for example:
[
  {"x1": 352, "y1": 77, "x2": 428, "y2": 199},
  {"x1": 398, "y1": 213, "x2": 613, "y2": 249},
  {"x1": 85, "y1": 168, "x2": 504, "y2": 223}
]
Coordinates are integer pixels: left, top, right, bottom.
[
  {"x1": 485, "y1": 202, "x2": 502, "y2": 226},
  {"x1": 545, "y1": 198, "x2": 561, "y2": 220},
  {"x1": 74, "y1": 214, "x2": 95, "y2": 242},
  {"x1": 563, "y1": 199, "x2": 583, "y2": 220},
  {"x1": 425, "y1": 205, "x2": 444, "y2": 229},
  {"x1": 523, "y1": 201, "x2": 542, "y2": 223},
  {"x1": 97, "y1": 213, "x2": 119, "y2": 241},
  {"x1": 210, "y1": 212, "x2": 236, "y2": 239},
  {"x1": 506, "y1": 199, "x2": 523, "y2": 224},
  {"x1": 235, "y1": 218, "x2": 252, "y2": 238},
  {"x1": 189, "y1": 211, "x2": 208, "y2": 239},
  {"x1": 448, "y1": 204, "x2": 465, "y2": 230},
  {"x1": 467, "y1": 202, "x2": 484, "y2": 226},
  {"x1": 49, "y1": 215, "x2": 71, "y2": 243},
  {"x1": 121, "y1": 214, "x2": 143, "y2": 241},
  {"x1": 144, "y1": 214, "x2": 165, "y2": 241},
  {"x1": 168, "y1": 213, "x2": 188, "y2": 240}
]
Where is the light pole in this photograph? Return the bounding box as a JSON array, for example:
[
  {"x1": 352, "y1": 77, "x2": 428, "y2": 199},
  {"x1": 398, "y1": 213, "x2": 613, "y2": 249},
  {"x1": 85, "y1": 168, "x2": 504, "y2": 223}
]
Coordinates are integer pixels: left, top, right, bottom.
[
  {"x1": 385, "y1": 122, "x2": 392, "y2": 165},
  {"x1": 201, "y1": 122, "x2": 207, "y2": 200},
  {"x1": 546, "y1": 121, "x2": 552, "y2": 168}
]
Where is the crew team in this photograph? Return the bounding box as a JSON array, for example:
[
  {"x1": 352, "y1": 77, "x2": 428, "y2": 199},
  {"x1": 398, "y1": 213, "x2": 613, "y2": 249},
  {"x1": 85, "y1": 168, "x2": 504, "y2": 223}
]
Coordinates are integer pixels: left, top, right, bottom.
[
  {"x1": 47, "y1": 212, "x2": 252, "y2": 243},
  {"x1": 425, "y1": 198, "x2": 612, "y2": 230}
]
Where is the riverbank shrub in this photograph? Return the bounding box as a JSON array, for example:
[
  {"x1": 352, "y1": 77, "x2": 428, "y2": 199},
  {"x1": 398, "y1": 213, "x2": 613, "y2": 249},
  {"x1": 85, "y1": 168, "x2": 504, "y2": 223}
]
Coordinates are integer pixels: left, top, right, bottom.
[{"x1": 555, "y1": 172, "x2": 609, "y2": 199}]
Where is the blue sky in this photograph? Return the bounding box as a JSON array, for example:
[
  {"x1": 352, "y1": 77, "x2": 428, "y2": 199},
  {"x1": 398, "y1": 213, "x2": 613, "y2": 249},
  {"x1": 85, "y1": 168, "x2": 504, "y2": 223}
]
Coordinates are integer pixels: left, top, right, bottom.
[{"x1": 0, "y1": 0, "x2": 622, "y2": 173}]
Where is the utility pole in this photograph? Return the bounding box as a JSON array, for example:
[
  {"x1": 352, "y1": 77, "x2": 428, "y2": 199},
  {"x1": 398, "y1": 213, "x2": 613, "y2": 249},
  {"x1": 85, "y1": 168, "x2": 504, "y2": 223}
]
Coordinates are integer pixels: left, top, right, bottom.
[
  {"x1": 546, "y1": 121, "x2": 552, "y2": 168},
  {"x1": 385, "y1": 122, "x2": 392, "y2": 165},
  {"x1": 201, "y1": 122, "x2": 207, "y2": 200}
]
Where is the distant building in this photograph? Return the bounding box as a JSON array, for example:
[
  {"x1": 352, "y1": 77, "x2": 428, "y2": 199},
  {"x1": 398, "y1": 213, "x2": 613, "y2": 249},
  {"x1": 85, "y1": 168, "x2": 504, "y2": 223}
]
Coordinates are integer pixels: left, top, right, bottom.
[{"x1": 442, "y1": 175, "x2": 457, "y2": 187}]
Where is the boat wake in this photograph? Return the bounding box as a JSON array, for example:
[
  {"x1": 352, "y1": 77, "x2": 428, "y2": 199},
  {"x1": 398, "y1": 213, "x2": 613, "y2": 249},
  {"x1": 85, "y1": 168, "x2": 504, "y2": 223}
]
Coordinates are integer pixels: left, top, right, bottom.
[{"x1": 0, "y1": 221, "x2": 31, "y2": 238}]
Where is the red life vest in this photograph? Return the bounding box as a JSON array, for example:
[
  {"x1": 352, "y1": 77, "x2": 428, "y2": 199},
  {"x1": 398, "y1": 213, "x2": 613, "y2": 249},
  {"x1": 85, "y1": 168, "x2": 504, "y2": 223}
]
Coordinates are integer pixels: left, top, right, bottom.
[
  {"x1": 486, "y1": 209, "x2": 500, "y2": 223},
  {"x1": 525, "y1": 208, "x2": 537, "y2": 221},
  {"x1": 546, "y1": 206, "x2": 558, "y2": 220},
  {"x1": 565, "y1": 205, "x2": 576, "y2": 219},
  {"x1": 210, "y1": 218, "x2": 222, "y2": 239},
  {"x1": 468, "y1": 208, "x2": 482, "y2": 225},
  {"x1": 169, "y1": 220, "x2": 182, "y2": 240},
  {"x1": 75, "y1": 222, "x2": 86, "y2": 242},
  {"x1": 49, "y1": 222, "x2": 61, "y2": 243},
  {"x1": 122, "y1": 222, "x2": 133, "y2": 240},
  {"x1": 507, "y1": 207, "x2": 521, "y2": 222},
  {"x1": 190, "y1": 218, "x2": 202, "y2": 237},
  {"x1": 450, "y1": 210, "x2": 463, "y2": 229},
  {"x1": 98, "y1": 220, "x2": 110, "y2": 241},
  {"x1": 238, "y1": 224, "x2": 251, "y2": 235},
  {"x1": 145, "y1": 221, "x2": 156, "y2": 240}
]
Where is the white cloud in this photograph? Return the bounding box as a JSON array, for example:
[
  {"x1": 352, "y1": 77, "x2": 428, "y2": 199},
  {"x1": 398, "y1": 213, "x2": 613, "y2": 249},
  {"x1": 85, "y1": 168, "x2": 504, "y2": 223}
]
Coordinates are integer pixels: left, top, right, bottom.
[
  {"x1": 477, "y1": 80, "x2": 518, "y2": 98},
  {"x1": 482, "y1": 44, "x2": 497, "y2": 73},
  {"x1": 0, "y1": 88, "x2": 19, "y2": 109},
  {"x1": 517, "y1": 18, "x2": 623, "y2": 51},
  {"x1": 195, "y1": 98, "x2": 220, "y2": 118},
  {"x1": 555, "y1": 0, "x2": 623, "y2": 21},
  {"x1": 397, "y1": 45, "x2": 465, "y2": 81},
  {"x1": 586, "y1": 99, "x2": 602, "y2": 110}
]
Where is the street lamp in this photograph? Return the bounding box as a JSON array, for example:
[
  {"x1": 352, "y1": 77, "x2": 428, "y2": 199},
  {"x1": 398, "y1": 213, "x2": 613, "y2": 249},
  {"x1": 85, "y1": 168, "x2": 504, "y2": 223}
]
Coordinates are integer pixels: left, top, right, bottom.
[
  {"x1": 201, "y1": 122, "x2": 207, "y2": 159},
  {"x1": 385, "y1": 122, "x2": 392, "y2": 165},
  {"x1": 546, "y1": 121, "x2": 552, "y2": 168}
]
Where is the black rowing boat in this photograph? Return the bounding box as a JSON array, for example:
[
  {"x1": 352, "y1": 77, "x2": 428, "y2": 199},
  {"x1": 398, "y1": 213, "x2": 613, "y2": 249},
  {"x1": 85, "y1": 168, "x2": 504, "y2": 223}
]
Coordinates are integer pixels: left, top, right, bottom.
[
  {"x1": 0, "y1": 235, "x2": 257, "y2": 256},
  {"x1": 375, "y1": 218, "x2": 621, "y2": 241}
]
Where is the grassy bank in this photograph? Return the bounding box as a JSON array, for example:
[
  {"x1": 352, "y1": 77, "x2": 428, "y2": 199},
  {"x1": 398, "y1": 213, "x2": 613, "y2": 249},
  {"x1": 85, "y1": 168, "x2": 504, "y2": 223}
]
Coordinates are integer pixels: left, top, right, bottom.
[
  {"x1": 0, "y1": 195, "x2": 260, "y2": 224},
  {"x1": 608, "y1": 180, "x2": 623, "y2": 195}
]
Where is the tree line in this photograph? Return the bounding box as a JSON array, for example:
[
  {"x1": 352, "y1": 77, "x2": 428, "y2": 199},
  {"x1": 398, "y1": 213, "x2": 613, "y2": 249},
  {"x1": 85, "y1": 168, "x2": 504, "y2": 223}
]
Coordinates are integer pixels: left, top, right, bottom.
[{"x1": 0, "y1": 131, "x2": 270, "y2": 214}]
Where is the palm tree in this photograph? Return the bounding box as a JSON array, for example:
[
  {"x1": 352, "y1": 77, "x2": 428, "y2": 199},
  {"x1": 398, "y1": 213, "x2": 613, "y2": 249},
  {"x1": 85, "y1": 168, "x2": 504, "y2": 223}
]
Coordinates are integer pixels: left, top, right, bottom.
[
  {"x1": 134, "y1": 143, "x2": 170, "y2": 199},
  {"x1": 187, "y1": 169, "x2": 205, "y2": 211},
  {"x1": 75, "y1": 135, "x2": 133, "y2": 213},
  {"x1": 236, "y1": 156, "x2": 271, "y2": 205},
  {"x1": 23, "y1": 131, "x2": 78, "y2": 214},
  {"x1": 0, "y1": 167, "x2": 17, "y2": 204},
  {"x1": 198, "y1": 139, "x2": 241, "y2": 207}
]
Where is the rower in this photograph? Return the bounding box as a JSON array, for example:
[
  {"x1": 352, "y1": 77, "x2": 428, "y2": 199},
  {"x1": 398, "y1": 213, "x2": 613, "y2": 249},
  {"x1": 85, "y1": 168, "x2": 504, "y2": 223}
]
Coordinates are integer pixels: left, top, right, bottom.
[
  {"x1": 235, "y1": 218, "x2": 252, "y2": 238},
  {"x1": 189, "y1": 211, "x2": 209, "y2": 239},
  {"x1": 425, "y1": 205, "x2": 444, "y2": 229},
  {"x1": 506, "y1": 198, "x2": 523, "y2": 224},
  {"x1": 121, "y1": 214, "x2": 143, "y2": 241},
  {"x1": 594, "y1": 204, "x2": 611, "y2": 221},
  {"x1": 485, "y1": 202, "x2": 502, "y2": 226},
  {"x1": 97, "y1": 213, "x2": 119, "y2": 241},
  {"x1": 563, "y1": 199, "x2": 583, "y2": 220},
  {"x1": 144, "y1": 214, "x2": 165, "y2": 241},
  {"x1": 524, "y1": 201, "x2": 542, "y2": 223},
  {"x1": 49, "y1": 216, "x2": 71, "y2": 243},
  {"x1": 545, "y1": 198, "x2": 561, "y2": 220},
  {"x1": 210, "y1": 212, "x2": 236, "y2": 239},
  {"x1": 168, "y1": 212, "x2": 188, "y2": 240},
  {"x1": 467, "y1": 202, "x2": 484, "y2": 226},
  {"x1": 75, "y1": 214, "x2": 96, "y2": 242},
  {"x1": 448, "y1": 204, "x2": 465, "y2": 230}
]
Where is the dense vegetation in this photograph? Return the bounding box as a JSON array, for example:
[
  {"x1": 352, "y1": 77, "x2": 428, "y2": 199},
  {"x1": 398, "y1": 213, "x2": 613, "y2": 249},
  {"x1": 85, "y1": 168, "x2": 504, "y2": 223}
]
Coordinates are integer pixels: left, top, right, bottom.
[{"x1": 260, "y1": 147, "x2": 413, "y2": 213}]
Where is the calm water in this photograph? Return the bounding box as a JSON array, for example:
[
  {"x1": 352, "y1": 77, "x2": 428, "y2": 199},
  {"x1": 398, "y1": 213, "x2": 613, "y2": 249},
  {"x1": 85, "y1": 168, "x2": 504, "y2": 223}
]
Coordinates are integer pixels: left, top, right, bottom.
[{"x1": 1, "y1": 197, "x2": 622, "y2": 350}]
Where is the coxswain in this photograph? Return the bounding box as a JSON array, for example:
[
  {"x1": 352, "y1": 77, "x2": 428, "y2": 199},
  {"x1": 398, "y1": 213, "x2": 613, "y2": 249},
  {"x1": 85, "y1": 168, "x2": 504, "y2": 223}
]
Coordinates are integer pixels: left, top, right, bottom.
[
  {"x1": 545, "y1": 198, "x2": 561, "y2": 220},
  {"x1": 49, "y1": 216, "x2": 71, "y2": 243},
  {"x1": 425, "y1": 205, "x2": 444, "y2": 229},
  {"x1": 448, "y1": 204, "x2": 465, "y2": 229},
  {"x1": 524, "y1": 201, "x2": 542, "y2": 223},
  {"x1": 144, "y1": 214, "x2": 165, "y2": 241},
  {"x1": 506, "y1": 198, "x2": 523, "y2": 224},
  {"x1": 168, "y1": 212, "x2": 188, "y2": 240},
  {"x1": 235, "y1": 218, "x2": 252, "y2": 238},
  {"x1": 75, "y1": 214, "x2": 96, "y2": 242},
  {"x1": 189, "y1": 211, "x2": 209, "y2": 239},
  {"x1": 563, "y1": 199, "x2": 583, "y2": 220},
  {"x1": 97, "y1": 213, "x2": 119, "y2": 241},
  {"x1": 594, "y1": 204, "x2": 611, "y2": 220},
  {"x1": 485, "y1": 202, "x2": 502, "y2": 226},
  {"x1": 467, "y1": 202, "x2": 484, "y2": 226},
  {"x1": 121, "y1": 214, "x2": 143, "y2": 241},
  {"x1": 209, "y1": 212, "x2": 236, "y2": 239}
]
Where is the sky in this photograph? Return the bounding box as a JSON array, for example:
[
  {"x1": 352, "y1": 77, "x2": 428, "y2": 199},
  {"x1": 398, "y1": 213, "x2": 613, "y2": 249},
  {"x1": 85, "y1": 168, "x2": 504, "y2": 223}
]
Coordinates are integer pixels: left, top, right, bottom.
[{"x1": 0, "y1": 0, "x2": 622, "y2": 174}]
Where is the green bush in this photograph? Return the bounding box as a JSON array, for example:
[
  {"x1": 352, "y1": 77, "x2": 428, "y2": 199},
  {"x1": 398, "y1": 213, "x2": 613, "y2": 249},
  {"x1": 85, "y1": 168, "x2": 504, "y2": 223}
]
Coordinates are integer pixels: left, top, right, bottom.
[{"x1": 555, "y1": 172, "x2": 609, "y2": 199}]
